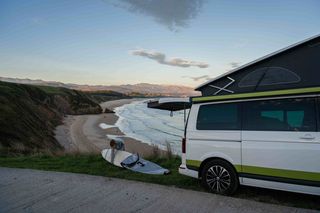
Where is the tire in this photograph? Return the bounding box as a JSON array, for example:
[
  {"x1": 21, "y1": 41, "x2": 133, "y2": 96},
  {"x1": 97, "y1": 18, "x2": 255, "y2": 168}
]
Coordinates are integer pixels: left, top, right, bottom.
[{"x1": 201, "y1": 159, "x2": 239, "y2": 195}]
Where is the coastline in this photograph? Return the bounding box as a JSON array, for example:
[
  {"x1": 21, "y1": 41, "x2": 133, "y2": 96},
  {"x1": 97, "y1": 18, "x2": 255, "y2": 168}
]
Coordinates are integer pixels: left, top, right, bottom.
[{"x1": 54, "y1": 99, "x2": 167, "y2": 157}]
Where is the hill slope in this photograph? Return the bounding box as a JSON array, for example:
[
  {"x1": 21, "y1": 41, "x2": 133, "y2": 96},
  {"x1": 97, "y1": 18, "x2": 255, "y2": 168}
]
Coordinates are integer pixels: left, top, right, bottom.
[{"x1": 0, "y1": 81, "x2": 103, "y2": 155}]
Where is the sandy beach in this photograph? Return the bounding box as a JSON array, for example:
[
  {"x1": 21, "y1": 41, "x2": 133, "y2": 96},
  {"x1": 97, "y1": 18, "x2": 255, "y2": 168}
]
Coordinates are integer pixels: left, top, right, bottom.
[{"x1": 54, "y1": 99, "x2": 166, "y2": 157}]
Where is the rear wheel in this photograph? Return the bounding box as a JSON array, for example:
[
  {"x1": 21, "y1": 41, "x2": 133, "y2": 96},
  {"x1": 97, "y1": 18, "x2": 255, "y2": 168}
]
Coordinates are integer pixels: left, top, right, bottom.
[{"x1": 201, "y1": 159, "x2": 239, "y2": 195}]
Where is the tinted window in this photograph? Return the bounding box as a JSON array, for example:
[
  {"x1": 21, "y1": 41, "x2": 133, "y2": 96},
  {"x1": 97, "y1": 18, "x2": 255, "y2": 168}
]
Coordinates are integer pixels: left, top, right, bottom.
[
  {"x1": 243, "y1": 98, "x2": 316, "y2": 131},
  {"x1": 261, "y1": 67, "x2": 300, "y2": 85},
  {"x1": 197, "y1": 103, "x2": 240, "y2": 130},
  {"x1": 238, "y1": 67, "x2": 300, "y2": 87},
  {"x1": 318, "y1": 98, "x2": 320, "y2": 132}
]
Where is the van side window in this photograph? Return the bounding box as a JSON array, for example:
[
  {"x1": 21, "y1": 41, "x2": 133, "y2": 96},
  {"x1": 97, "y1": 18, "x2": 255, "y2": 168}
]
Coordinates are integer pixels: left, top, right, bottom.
[
  {"x1": 197, "y1": 103, "x2": 240, "y2": 130},
  {"x1": 243, "y1": 98, "x2": 316, "y2": 131}
]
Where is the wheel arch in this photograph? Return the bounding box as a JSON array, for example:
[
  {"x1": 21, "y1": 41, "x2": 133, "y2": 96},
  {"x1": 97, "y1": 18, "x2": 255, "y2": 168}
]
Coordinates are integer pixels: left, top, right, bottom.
[{"x1": 198, "y1": 157, "x2": 239, "y2": 179}]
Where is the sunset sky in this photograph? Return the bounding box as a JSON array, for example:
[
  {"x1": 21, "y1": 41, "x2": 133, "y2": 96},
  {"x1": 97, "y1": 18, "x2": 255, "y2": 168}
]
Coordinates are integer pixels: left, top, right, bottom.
[{"x1": 0, "y1": 0, "x2": 319, "y2": 87}]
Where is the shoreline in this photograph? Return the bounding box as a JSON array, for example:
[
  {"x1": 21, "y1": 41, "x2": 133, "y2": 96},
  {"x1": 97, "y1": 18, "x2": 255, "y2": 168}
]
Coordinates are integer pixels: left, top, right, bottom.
[{"x1": 54, "y1": 99, "x2": 167, "y2": 157}]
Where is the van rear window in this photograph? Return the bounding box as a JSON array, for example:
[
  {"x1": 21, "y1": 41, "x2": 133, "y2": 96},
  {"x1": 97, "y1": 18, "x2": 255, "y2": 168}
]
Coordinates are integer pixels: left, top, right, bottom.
[{"x1": 196, "y1": 103, "x2": 240, "y2": 130}]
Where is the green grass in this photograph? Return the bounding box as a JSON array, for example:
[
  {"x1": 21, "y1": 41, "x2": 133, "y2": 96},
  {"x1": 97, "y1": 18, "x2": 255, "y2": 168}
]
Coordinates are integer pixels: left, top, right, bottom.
[
  {"x1": 0, "y1": 155, "x2": 319, "y2": 210},
  {"x1": 0, "y1": 155, "x2": 201, "y2": 190},
  {"x1": 35, "y1": 85, "x2": 66, "y2": 94}
]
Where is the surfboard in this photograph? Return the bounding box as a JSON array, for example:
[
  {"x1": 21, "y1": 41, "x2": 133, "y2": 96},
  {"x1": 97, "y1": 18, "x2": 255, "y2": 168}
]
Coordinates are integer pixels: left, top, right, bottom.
[
  {"x1": 101, "y1": 149, "x2": 131, "y2": 167},
  {"x1": 101, "y1": 149, "x2": 170, "y2": 175}
]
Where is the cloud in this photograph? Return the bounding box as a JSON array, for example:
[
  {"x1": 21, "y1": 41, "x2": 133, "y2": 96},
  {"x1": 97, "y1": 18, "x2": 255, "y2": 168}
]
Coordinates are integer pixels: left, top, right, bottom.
[
  {"x1": 182, "y1": 75, "x2": 211, "y2": 81},
  {"x1": 229, "y1": 62, "x2": 241, "y2": 69},
  {"x1": 112, "y1": 0, "x2": 205, "y2": 31},
  {"x1": 131, "y1": 49, "x2": 209, "y2": 68}
]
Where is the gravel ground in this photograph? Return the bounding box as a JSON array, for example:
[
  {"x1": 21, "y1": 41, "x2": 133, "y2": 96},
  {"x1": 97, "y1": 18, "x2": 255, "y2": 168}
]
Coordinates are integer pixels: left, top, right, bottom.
[{"x1": 0, "y1": 167, "x2": 316, "y2": 213}]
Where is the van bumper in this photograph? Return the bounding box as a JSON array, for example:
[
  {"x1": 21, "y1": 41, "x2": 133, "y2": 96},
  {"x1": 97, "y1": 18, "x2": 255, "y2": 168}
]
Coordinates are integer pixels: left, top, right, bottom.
[{"x1": 179, "y1": 164, "x2": 198, "y2": 178}]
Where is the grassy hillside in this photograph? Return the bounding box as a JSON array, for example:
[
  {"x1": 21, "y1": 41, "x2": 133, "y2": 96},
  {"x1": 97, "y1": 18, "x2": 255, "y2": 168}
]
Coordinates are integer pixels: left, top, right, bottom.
[
  {"x1": 0, "y1": 81, "x2": 103, "y2": 155},
  {"x1": 84, "y1": 90, "x2": 130, "y2": 102}
]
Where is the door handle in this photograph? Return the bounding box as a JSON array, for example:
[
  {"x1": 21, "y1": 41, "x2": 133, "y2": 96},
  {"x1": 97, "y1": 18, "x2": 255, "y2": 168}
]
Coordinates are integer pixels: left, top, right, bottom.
[{"x1": 300, "y1": 134, "x2": 315, "y2": 140}]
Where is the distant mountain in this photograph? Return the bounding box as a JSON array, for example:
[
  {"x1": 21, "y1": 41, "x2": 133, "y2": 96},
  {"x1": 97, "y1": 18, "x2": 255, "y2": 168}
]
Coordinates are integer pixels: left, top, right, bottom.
[{"x1": 0, "y1": 77, "x2": 199, "y2": 97}]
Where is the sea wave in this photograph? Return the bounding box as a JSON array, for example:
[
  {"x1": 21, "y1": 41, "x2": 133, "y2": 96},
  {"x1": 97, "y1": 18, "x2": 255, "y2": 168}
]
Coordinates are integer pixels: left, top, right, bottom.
[{"x1": 114, "y1": 100, "x2": 186, "y2": 154}]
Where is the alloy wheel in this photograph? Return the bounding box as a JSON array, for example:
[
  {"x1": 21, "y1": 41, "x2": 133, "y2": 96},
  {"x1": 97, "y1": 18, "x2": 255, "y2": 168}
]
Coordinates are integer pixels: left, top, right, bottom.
[{"x1": 206, "y1": 165, "x2": 231, "y2": 193}]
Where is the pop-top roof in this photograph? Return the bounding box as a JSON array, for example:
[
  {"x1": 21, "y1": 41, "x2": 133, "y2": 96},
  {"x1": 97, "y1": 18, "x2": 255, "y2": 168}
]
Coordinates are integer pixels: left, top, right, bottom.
[{"x1": 195, "y1": 34, "x2": 320, "y2": 96}]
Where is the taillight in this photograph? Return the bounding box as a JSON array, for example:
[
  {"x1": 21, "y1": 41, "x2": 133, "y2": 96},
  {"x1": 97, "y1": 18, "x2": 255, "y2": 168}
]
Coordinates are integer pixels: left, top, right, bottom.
[{"x1": 182, "y1": 137, "x2": 186, "y2": 153}]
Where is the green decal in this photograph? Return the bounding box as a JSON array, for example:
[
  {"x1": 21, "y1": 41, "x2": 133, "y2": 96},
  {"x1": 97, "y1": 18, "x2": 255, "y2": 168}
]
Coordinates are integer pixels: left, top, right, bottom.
[
  {"x1": 234, "y1": 164, "x2": 242, "y2": 172},
  {"x1": 192, "y1": 87, "x2": 320, "y2": 103},
  {"x1": 186, "y1": 159, "x2": 201, "y2": 167},
  {"x1": 242, "y1": 165, "x2": 320, "y2": 182},
  {"x1": 186, "y1": 159, "x2": 242, "y2": 172},
  {"x1": 186, "y1": 159, "x2": 320, "y2": 182}
]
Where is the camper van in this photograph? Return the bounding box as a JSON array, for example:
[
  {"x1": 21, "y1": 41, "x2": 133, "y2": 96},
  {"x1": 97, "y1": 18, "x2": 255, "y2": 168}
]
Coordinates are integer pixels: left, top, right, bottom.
[
  {"x1": 149, "y1": 35, "x2": 320, "y2": 195},
  {"x1": 179, "y1": 90, "x2": 320, "y2": 195},
  {"x1": 178, "y1": 35, "x2": 320, "y2": 195}
]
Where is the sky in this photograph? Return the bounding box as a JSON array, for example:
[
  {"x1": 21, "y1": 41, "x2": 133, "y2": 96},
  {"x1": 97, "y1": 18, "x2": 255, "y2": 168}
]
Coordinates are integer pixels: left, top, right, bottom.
[{"x1": 0, "y1": 0, "x2": 319, "y2": 88}]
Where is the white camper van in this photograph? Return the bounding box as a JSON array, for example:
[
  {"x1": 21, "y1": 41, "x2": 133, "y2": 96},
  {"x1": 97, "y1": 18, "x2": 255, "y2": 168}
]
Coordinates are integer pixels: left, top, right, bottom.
[
  {"x1": 149, "y1": 35, "x2": 320, "y2": 195},
  {"x1": 179, "y1": 89, "x2": 320, "y2": 195}
]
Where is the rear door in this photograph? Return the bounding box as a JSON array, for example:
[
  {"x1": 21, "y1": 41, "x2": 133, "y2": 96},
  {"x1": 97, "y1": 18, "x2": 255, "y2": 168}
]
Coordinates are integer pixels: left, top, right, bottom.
[{"x1": 241, "y1": 97, "x2": 320, "y2": 186}]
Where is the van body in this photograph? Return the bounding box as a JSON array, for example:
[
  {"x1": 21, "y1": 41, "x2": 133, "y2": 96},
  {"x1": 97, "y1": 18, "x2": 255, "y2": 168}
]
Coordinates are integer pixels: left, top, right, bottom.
[{"x1": 179, "y1": 94, "x2": 320, "y2": 195}]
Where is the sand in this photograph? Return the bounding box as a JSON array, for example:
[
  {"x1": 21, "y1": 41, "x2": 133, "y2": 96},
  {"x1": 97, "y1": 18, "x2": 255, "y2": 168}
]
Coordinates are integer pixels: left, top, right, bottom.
[{"x1": 54, "y1": 99, "x2": 166, "y2": 157}]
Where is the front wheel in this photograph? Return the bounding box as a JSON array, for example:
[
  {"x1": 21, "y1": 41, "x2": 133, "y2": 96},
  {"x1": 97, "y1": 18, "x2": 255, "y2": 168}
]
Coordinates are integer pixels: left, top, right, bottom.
[{"x1": 201, "y1": 159, "x2": 239, "y2": 195}]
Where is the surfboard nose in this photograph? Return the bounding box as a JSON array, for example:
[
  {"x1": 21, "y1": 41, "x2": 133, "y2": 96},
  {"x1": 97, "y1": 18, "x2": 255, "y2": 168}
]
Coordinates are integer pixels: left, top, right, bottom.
[{"x1": 101, "y1": 149, "x2": 108, "y2": 159}]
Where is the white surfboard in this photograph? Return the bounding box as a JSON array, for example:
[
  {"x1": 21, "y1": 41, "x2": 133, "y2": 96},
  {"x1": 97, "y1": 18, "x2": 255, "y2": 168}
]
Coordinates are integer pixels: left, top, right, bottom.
[
  {"x1": 101, "y1": 149, "x2": 131, "y2": 167},
  {"x1": 101, "y1": 149, "x2": 170, "y2": 175}
]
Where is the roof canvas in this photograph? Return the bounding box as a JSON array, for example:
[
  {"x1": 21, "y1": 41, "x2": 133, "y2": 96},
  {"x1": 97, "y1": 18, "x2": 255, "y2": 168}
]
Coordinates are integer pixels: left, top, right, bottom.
[{"x1": 195, "y1": 34, "x2": 320, "y2": 91}]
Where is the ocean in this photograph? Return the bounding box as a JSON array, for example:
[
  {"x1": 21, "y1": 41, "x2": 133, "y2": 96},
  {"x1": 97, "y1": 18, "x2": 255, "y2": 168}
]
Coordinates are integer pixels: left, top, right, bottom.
[{"x1": 114, "y1": 100, "x2": 187, "y2": 154}]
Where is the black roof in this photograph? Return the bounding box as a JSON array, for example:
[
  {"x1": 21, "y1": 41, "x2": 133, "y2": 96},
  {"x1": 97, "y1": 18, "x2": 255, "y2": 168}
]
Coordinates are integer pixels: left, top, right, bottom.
[{"x1": 196, "y1": 34, "x2": 320, "y2": 97}]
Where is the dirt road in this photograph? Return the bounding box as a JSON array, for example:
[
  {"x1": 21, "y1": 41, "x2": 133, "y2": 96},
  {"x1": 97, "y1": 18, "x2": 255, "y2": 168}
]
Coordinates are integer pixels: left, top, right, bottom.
[{"x1": 0, "y1": 167, "x2": 315, "y2": 213}]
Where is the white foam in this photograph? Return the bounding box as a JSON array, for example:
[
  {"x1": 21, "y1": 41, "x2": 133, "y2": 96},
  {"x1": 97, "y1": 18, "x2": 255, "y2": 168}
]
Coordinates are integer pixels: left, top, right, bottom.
[
  {"x1": 99, "y1": 123, "x2": 116, "y2": 129},
  {"x1": 114, "y1": 100, "x2": 186, "y2": 154},
  {"x1": 106, "y1": 134, "x2": 125, "y2": 140}
]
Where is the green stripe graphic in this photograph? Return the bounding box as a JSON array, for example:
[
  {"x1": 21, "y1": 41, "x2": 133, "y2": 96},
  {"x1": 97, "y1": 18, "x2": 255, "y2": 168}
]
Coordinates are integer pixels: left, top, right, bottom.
[
  {"x1": 192, "y1": 87, "x2": 320, "y2": 103},
  {"x1": 186, "y1": 159, "x2": 201, "y2": 167},
  {"x1": 186, "y1": 159, "x2": 320, "y2": 182},
  {"x1": 242, "y1": 165, "x2": 320, "y2": 182}
]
